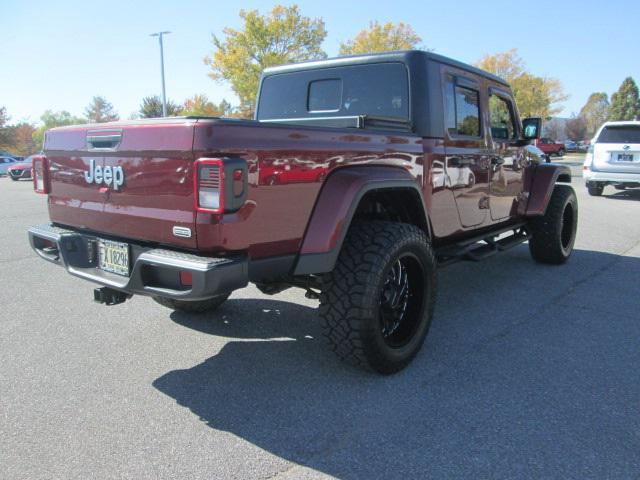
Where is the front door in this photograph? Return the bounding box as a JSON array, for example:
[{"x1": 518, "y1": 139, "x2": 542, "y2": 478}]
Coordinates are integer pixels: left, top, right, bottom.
[{"x1": 487, "y1": 90, "x2": 525, "y2": 220}]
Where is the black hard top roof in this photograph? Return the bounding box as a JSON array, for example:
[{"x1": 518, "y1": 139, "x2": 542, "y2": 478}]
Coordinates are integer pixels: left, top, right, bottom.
[{"x1": 263, "y1": 50, "x2": 509, "y2": 87}]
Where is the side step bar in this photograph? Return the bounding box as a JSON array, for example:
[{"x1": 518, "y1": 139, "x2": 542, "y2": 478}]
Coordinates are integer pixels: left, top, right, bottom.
[{"x1": 436, "y1": 222, "x2": 530, "y2": 267}]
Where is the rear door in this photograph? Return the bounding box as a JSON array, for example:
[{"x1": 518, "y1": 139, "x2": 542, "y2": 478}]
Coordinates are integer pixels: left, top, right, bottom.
[
  {"x1": 592, "y1": 124, "x2": 640, "y2": 173},
  {"x1": 45, "y1": 120, "x2": 198, "y2": 249},
  {"x1": 441, "y1": 69, "x2": 490, "y2": 228}
]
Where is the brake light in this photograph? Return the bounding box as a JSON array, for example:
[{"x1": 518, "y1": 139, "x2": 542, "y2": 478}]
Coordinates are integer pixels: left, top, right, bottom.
[
  {"x1": 179, "y1": 271, "x2": 193, "y2": 286},
  {"x1": 32, "y1": 155, "x2": 49, "y2": 194},
  {"x1": 194, "y1": 158, "x2": 224, "y2": 214}
]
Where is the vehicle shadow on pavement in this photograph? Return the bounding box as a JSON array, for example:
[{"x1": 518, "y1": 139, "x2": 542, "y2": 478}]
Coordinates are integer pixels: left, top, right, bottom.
[{"x1": 153, "y1": 248, "x2": 640, "y2": 479}]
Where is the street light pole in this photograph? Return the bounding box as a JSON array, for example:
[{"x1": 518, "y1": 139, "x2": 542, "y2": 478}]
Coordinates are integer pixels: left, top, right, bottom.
[{"x1": 150, "y1": 31, "x2": 171, "y2": 117}]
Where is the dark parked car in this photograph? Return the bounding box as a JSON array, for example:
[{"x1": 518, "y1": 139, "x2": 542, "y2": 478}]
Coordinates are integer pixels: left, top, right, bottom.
[
  {"x1": 7, "y1": 156, "x2": 34, "y2": 180},
  {"x1": 28, "y1": 51, "x2": 577, "y2": 373}
]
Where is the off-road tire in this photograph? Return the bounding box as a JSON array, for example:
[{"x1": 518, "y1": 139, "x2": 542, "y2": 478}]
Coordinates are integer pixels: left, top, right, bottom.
[
  {"x1": 528, "y1": 184, "x2": 578, "y2": 264},
  {"x1": 319, "y1": 221, "x2": 436, "y2": 374},
  {"x1": 587, "y1": 182, "x2": 604, "y2": 196},
  {"x1": 152, "y1": 294, "x2": 230, "y2": 313}
]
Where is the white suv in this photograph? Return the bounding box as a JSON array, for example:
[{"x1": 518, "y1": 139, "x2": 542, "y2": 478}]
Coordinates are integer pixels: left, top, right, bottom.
[{"x1": 583, "y1": 120, "x2": 640, "y2": 196}]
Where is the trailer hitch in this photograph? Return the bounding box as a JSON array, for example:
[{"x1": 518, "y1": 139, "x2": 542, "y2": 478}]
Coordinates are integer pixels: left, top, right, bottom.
[{"x1": 93, "y1": 287, "x2": 131, "y2": 306}]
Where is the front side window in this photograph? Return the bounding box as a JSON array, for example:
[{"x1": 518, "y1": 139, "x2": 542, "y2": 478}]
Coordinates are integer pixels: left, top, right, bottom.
[{"x1": 489, "y1": 94, "x2": 516, "y2": 140}]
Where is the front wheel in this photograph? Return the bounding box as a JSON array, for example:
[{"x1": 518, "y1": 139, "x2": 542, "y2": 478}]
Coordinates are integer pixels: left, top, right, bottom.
[
  {"x1": 528, "y1": 185, "x2": 578, "y2": 264},
  {"x1": 10, "y1": 176, "x2": 18, "y2": 181},
  {"x1": 319, "y1": 221, "x2": 436, "y2": 374},
  {"x1": 152, "y1": 294, "x2": 230, "y2": 313}
]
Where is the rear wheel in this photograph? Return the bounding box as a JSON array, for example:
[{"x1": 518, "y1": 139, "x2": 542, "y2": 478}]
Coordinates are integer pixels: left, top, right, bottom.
[
  {"x1": 557, "y1": 149, "x2": 566, "y2": 157},
  {"x1": 152, "y1": 294, "x2": 230, "y2": 313},
  {"x1": 319, "y1": 221, "x2": 436, "y2": 374},
  {"x1": 587, "y1": 182, "x2": 604, "y2": 196},
  {"x1": 528, "y1": 184, "x2": 578, "y2": 264}
]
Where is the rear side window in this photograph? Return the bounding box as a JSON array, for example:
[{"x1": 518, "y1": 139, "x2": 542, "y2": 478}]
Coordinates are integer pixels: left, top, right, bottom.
[
  {"x1": 597, "y1": 125, "x2": 640, "y2": 143},
  {"x1": 444, "y1": 76, "x2": 481, "y2": 137},
  {"x1": 258, "y1": 63, "x2": 409, "y2": 120}
]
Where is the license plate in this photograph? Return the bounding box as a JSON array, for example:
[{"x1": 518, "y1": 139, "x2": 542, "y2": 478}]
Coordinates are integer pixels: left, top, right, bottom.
[
  {"x1": 98, "y1": 239, "x2": 130, "y2": 276},
  {"x1": 617, "y1": 153, "x2": 634, "y2": 162}
]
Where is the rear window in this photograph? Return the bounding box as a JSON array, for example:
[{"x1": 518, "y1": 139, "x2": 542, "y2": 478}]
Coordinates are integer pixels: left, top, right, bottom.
[
  {"x1": 257, "y1": 63, "x2": 409, "y2": 121},
  {"x1": 308, "y1": 79, "x2": 342, "y2": 112},
  {"x1": 597, "y1": 125, "x2": 640, "y2": 143}
]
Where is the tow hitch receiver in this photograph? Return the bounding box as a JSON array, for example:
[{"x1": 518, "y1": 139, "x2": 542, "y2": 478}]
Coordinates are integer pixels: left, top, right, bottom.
[{"x1": 93, "y1": 287, "x2": 131, "y2": 306}]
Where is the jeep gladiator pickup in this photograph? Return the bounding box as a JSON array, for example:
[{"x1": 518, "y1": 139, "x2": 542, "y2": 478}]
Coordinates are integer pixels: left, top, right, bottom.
[{"x1": 29, "y1": 51, "x2": 577, "y2": 373}]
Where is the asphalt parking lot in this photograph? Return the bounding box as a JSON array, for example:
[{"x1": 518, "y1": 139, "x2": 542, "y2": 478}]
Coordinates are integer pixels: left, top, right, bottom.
[{"x1": 1, "y1": 163, "x2": 639, "y2": 479}]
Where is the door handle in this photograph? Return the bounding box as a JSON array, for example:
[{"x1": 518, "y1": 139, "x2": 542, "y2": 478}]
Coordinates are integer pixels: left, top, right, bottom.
[{"x1": 86, "y1": 129, "x2": 123, "y2": 151}]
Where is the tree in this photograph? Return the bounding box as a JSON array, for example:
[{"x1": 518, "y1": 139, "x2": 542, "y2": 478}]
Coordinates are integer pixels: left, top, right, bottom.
[
  {"x1": 544, "y1": 118, "x2": 564, "y2": 140},
  {"x1": 205, "y1": 5, "x2": 327, "y2": 117},
  {"x1": 11, "y1": 123, "x2": 37, "y2": 156},
  {"x1": 579, "y1": 92, "x2": 609, "y2": 136},
  {"x1": 32, "y1": 110, "x2": 85, "y2": 150},
  {"x1": 139, "y1": 95, "x2": 181, "y2": 118},
  {"x1": 339, "y1": 21, "x2": 422, "y2": 55},
  {"x1": 608, "y1": 77, "x2": 640, "y2": 121},
  {"x1": 181, "y1": 94, "x2": 233, "y2": 117},
  {"x1": 476, "y1": 49, "x2": 567, "y2": 118},
  {"x1": 0, "y1": 106, "x2": 11, "y2": 149},
  {"x1": 565, "y1": 115, "x2": 588, "y2": 141},
  {"x1": 84, "y1": 96, "x2": 119, "y2": 123}
]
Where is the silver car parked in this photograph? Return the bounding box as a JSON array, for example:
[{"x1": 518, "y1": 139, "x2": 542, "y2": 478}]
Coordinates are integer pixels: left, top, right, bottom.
[{"x1": 0, "y1": 156, "x2": 17, "y2": 176}]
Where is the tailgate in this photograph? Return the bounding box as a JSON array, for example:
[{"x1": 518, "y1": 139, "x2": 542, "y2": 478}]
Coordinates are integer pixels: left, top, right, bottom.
[
  {"x1": 593, "y1": 124, "x2": 640, "y2": 173},
  {"x1": 45, "y1": 120, "x2": 198, "y2": 249}
]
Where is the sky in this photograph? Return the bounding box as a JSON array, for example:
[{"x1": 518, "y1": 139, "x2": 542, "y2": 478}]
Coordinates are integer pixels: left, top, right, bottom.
[{"x1": 2, "y1": 0, "x2": 639, "y2": 124}]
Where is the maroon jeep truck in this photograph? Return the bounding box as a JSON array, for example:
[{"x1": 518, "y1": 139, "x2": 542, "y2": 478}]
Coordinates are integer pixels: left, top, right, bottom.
[{"x1": 28, "y1": 51, "x2": 577, "y2": 374}]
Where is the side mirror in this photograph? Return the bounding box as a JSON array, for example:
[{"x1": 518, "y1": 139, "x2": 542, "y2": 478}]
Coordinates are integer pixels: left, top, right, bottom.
[{"x1": 522, "y1": 117, "x2": 542, "y2": 140}]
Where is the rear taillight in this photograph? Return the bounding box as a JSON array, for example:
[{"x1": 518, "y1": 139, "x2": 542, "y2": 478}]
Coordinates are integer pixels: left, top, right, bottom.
[
  {"x1": 194, "y1": 157, "x2": 248, "y2": 214},
  {"x1": 194, "y1": 158, "x2": 224, "y2": 213},
  {"x1": 32, "y1": 155, "x2": 49, "y2": 194}
]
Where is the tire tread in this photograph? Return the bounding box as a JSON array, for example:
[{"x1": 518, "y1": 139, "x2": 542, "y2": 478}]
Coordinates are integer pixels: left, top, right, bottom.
[{"x1": 319, "y1": 221, "x2": 436, "y2": 373}]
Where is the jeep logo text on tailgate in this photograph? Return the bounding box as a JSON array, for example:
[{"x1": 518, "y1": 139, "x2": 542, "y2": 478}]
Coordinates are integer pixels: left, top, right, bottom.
[{"x1": 84, "y1": 159, "x2": 124, "y2": 190}]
